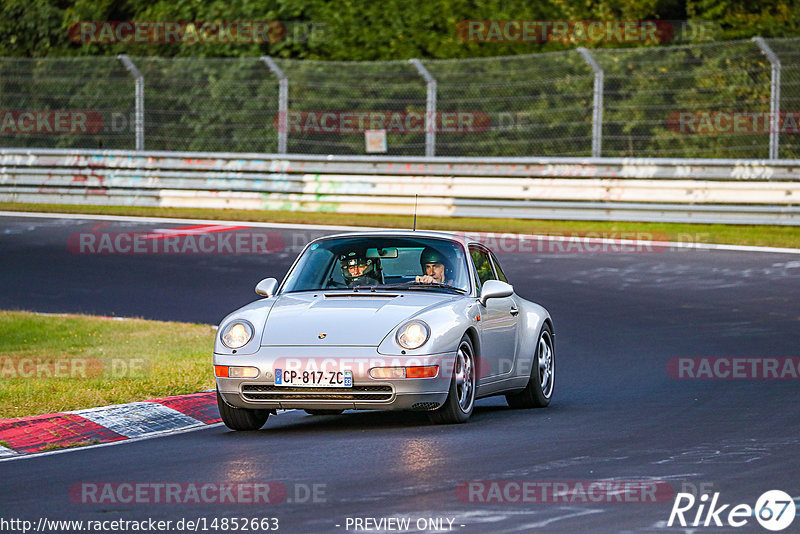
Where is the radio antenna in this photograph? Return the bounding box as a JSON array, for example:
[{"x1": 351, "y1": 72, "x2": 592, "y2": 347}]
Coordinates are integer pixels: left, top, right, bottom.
[{"x1": 413, "y1": 194, "x2": 418, "y2": 231}]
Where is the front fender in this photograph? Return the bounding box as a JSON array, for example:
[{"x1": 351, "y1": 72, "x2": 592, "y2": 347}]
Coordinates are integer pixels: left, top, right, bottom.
[
  {"x1": 214, "y1": 298, "x2": 276, "y2": 356},
  {"x1": 376, "y1": 298, "x2": 480, "y2": 357}
]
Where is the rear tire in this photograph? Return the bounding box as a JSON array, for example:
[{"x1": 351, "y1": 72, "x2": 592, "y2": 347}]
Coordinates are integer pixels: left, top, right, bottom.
[
  {"x1": 217, "y1": 389, "x2": 270, "y2": 431},
  {"x1": 506, "y1": 323, "x2": 554, "y2": 409},
  {"x1": 304, "y1": 409, "x2": 344, "y2": 416},
  {"x1": 429, "y1": 334, "x2": 476, "y2": 424}
]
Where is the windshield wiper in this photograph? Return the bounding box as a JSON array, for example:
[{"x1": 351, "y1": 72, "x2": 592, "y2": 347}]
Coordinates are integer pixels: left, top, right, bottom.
[{"x1": 379, "y1": 282, "x2": 467, "y2": 294}]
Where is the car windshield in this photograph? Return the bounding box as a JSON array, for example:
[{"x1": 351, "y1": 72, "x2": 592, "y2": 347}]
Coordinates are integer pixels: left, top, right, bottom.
[{"x1": 281, "y1": 236, "x2": 471, "y2": 294}]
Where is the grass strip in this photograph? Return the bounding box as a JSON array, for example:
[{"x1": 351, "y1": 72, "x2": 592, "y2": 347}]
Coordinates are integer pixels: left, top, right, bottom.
[{"x1": 0, "y1": 311, "x2": 215, "y2": 419}]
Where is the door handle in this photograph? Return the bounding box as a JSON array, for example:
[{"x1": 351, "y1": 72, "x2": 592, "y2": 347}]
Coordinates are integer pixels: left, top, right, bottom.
[{"x1": 510, "y1": 307, "x2": 519, "y2": 316}]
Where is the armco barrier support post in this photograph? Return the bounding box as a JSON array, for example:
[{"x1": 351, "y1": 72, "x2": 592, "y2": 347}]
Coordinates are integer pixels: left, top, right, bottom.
[
  {"x1": 577, "y1": 48, "x2": 604, "y2": 158},
  {"x1": 261, "y1": 56, "x2": 289, "y2": 154},
  {"x1": 753, "y1": 37, "x2": 781, "y2": 160},
  {"x1": 409, "y1": 59, "x2": 437, "y2": 157},
  {"x1": 117, "y1": 55, "x2": 144, "y2": 151}
]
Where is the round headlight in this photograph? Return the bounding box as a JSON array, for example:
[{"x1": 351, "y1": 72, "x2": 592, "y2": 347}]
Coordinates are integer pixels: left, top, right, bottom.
[
  {"x1": 220, "y1": 320, "x2": 254, "y2": 349},
  {"x1": 396, "y1": 320, "x2": 430, "y2": 350}
]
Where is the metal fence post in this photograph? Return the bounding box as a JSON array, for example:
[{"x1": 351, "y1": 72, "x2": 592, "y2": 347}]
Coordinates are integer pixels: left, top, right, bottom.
[
  {"x1": 753, "y1": 37, "x2": 781, "y2": 160},
  {"x1": 261, "y1": 56, "x2": 288, "y2": 154},
  {"x1": 409, "y1": 59, "x2": 437, "y2": 157},
  {"x1": 117, "y1": 54, "x2": 144, "y2": 151},
  {"x1": 577, "y1": 48, "x2": 604, "y2": 158}
]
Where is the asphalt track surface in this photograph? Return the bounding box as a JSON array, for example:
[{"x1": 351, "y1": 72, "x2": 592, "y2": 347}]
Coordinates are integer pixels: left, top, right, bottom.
[{"x1": 1, "y1": 214, "x2": 799, "y2": 534}]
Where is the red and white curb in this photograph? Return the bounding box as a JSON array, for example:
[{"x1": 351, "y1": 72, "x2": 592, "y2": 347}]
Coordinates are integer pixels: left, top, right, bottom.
[{"x1": 0, "y1": 391, "x2": 220, "y2": 456}]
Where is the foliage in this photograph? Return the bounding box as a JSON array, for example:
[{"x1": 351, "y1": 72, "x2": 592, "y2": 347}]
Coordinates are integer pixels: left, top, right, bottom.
[{"x1": 0, "y1": 0, "x2": 798, "y2": 60}]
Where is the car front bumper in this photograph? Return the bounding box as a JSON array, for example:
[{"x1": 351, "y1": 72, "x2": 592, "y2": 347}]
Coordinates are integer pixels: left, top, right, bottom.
[{"x1": 215, "y1": 346, "x2": 455, "y2": 412}]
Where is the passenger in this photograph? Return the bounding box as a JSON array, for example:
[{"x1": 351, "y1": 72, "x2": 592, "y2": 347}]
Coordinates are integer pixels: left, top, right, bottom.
[{"x1": 340, "y1": 250, "x2": 381, "y2": 287}]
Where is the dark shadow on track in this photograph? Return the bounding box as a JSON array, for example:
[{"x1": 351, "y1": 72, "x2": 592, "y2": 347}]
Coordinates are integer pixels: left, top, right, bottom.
[{"x1": 213, "y1": 402, "x2": 571, "y2": 437}]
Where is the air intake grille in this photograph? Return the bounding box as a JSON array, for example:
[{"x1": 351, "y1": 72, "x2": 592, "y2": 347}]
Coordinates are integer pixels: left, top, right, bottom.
[
  {"x1": 241, "y1": 384, "x2": 393, "y2": 402},
  {"x1": 411, "y1": 402, "x2": 440, "y2": 411}
]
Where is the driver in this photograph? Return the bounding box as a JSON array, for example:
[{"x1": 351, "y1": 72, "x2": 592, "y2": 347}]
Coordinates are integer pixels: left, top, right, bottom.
[
  {"x1": 340, "y1": 250, "x2": 381, "y2": 287},
  {"x1": 415, "y1": 246, "x2": 452, "y2": 284}
]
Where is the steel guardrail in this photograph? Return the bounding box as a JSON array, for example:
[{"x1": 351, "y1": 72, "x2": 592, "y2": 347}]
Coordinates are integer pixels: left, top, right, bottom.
[{"x1": 1, "y1": 148, "x2": 798, "y2": 225}]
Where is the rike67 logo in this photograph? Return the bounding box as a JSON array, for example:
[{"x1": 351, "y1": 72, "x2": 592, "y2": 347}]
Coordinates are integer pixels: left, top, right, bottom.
[{"x1": 668, "y1": 490, "x2": 796, "y2": 531}]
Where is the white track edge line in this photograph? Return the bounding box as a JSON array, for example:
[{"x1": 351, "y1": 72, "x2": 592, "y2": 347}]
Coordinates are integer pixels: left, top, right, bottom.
[
  {"x1": 0, "y1": 210, "x2": 386, "y2": 232},
  {"x1": 1, "y1": 210, "x2": 799, "y2": 255}
]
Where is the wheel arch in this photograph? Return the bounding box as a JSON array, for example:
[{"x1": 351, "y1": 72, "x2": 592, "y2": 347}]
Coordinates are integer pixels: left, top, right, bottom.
[
  {"x1": 463, "y1": 325, "x2": 481, "y2": 376},
  {"x1": 543, "y1": 316, "x2": 555, "y2": 351},
  {"x1": 543, "y1": 317, "x2": 554, "y2": 337}
]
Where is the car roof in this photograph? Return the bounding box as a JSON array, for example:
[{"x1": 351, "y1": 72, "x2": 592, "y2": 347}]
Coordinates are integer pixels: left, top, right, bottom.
[{"x1": 313, "y1": 229, "x2": 475, "y2": 247}]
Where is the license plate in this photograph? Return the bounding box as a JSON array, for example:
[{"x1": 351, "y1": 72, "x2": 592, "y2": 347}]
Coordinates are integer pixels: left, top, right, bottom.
[{"x1": 274, "y1": 369, "x2": 352, "y2": 388}]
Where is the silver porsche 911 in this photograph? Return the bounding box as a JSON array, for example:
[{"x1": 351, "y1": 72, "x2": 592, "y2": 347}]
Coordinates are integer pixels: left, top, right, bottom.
[{"x1": 214, "y1": 230, "x2": 554, "y2": 430}]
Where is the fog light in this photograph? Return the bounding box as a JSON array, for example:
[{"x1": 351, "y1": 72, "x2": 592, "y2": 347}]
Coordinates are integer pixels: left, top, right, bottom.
[
  {"x1": 369, "y1": 367, "x2": 406, "y2": 379},
  {"x1": 229, "y1": 366, "x2": 259, "y2": 378},
  {"x1": 406, "y1": 366, "x2": 439, "y2": 378},
  {"x1": 369, "y1": 366, "x2": 439, "y2": 379},
  {"x1": 215, "y1": 365, "x2": 259, "y2": 378}
]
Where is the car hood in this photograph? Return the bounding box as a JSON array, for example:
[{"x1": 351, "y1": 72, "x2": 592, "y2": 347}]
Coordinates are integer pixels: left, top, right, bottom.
[{"x1": 260, "y1": 291, "x2": 458, "y2": 346}]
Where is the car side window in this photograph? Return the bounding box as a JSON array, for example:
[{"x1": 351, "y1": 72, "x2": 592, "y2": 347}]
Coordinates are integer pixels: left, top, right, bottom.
[
  {"x1": 489, "y1": 252, "x2": 509, "y2": 283},
  {"x1": 469, "y1": 245, "x2": 496, "y2": 289}
]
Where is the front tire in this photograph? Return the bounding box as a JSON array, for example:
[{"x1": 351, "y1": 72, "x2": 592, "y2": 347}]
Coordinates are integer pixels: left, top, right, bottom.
[
  {"x1": 506, "y1": 323, "x2": 554, "y2": 409},
  {"x1": 217, "y1": 389, "x2": 270, "y2": 431},
  {"x1": 429, "y1": 334, "x2": 476, "y2": 424}
]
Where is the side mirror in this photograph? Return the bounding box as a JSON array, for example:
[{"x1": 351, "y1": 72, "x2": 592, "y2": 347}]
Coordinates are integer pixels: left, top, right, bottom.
[
  {"x1": 479, "y1": 280, "x2": 513, "y2": 306},
  {"x1": 255, "y1": 278, "x2": 278, "y2": 297}
]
